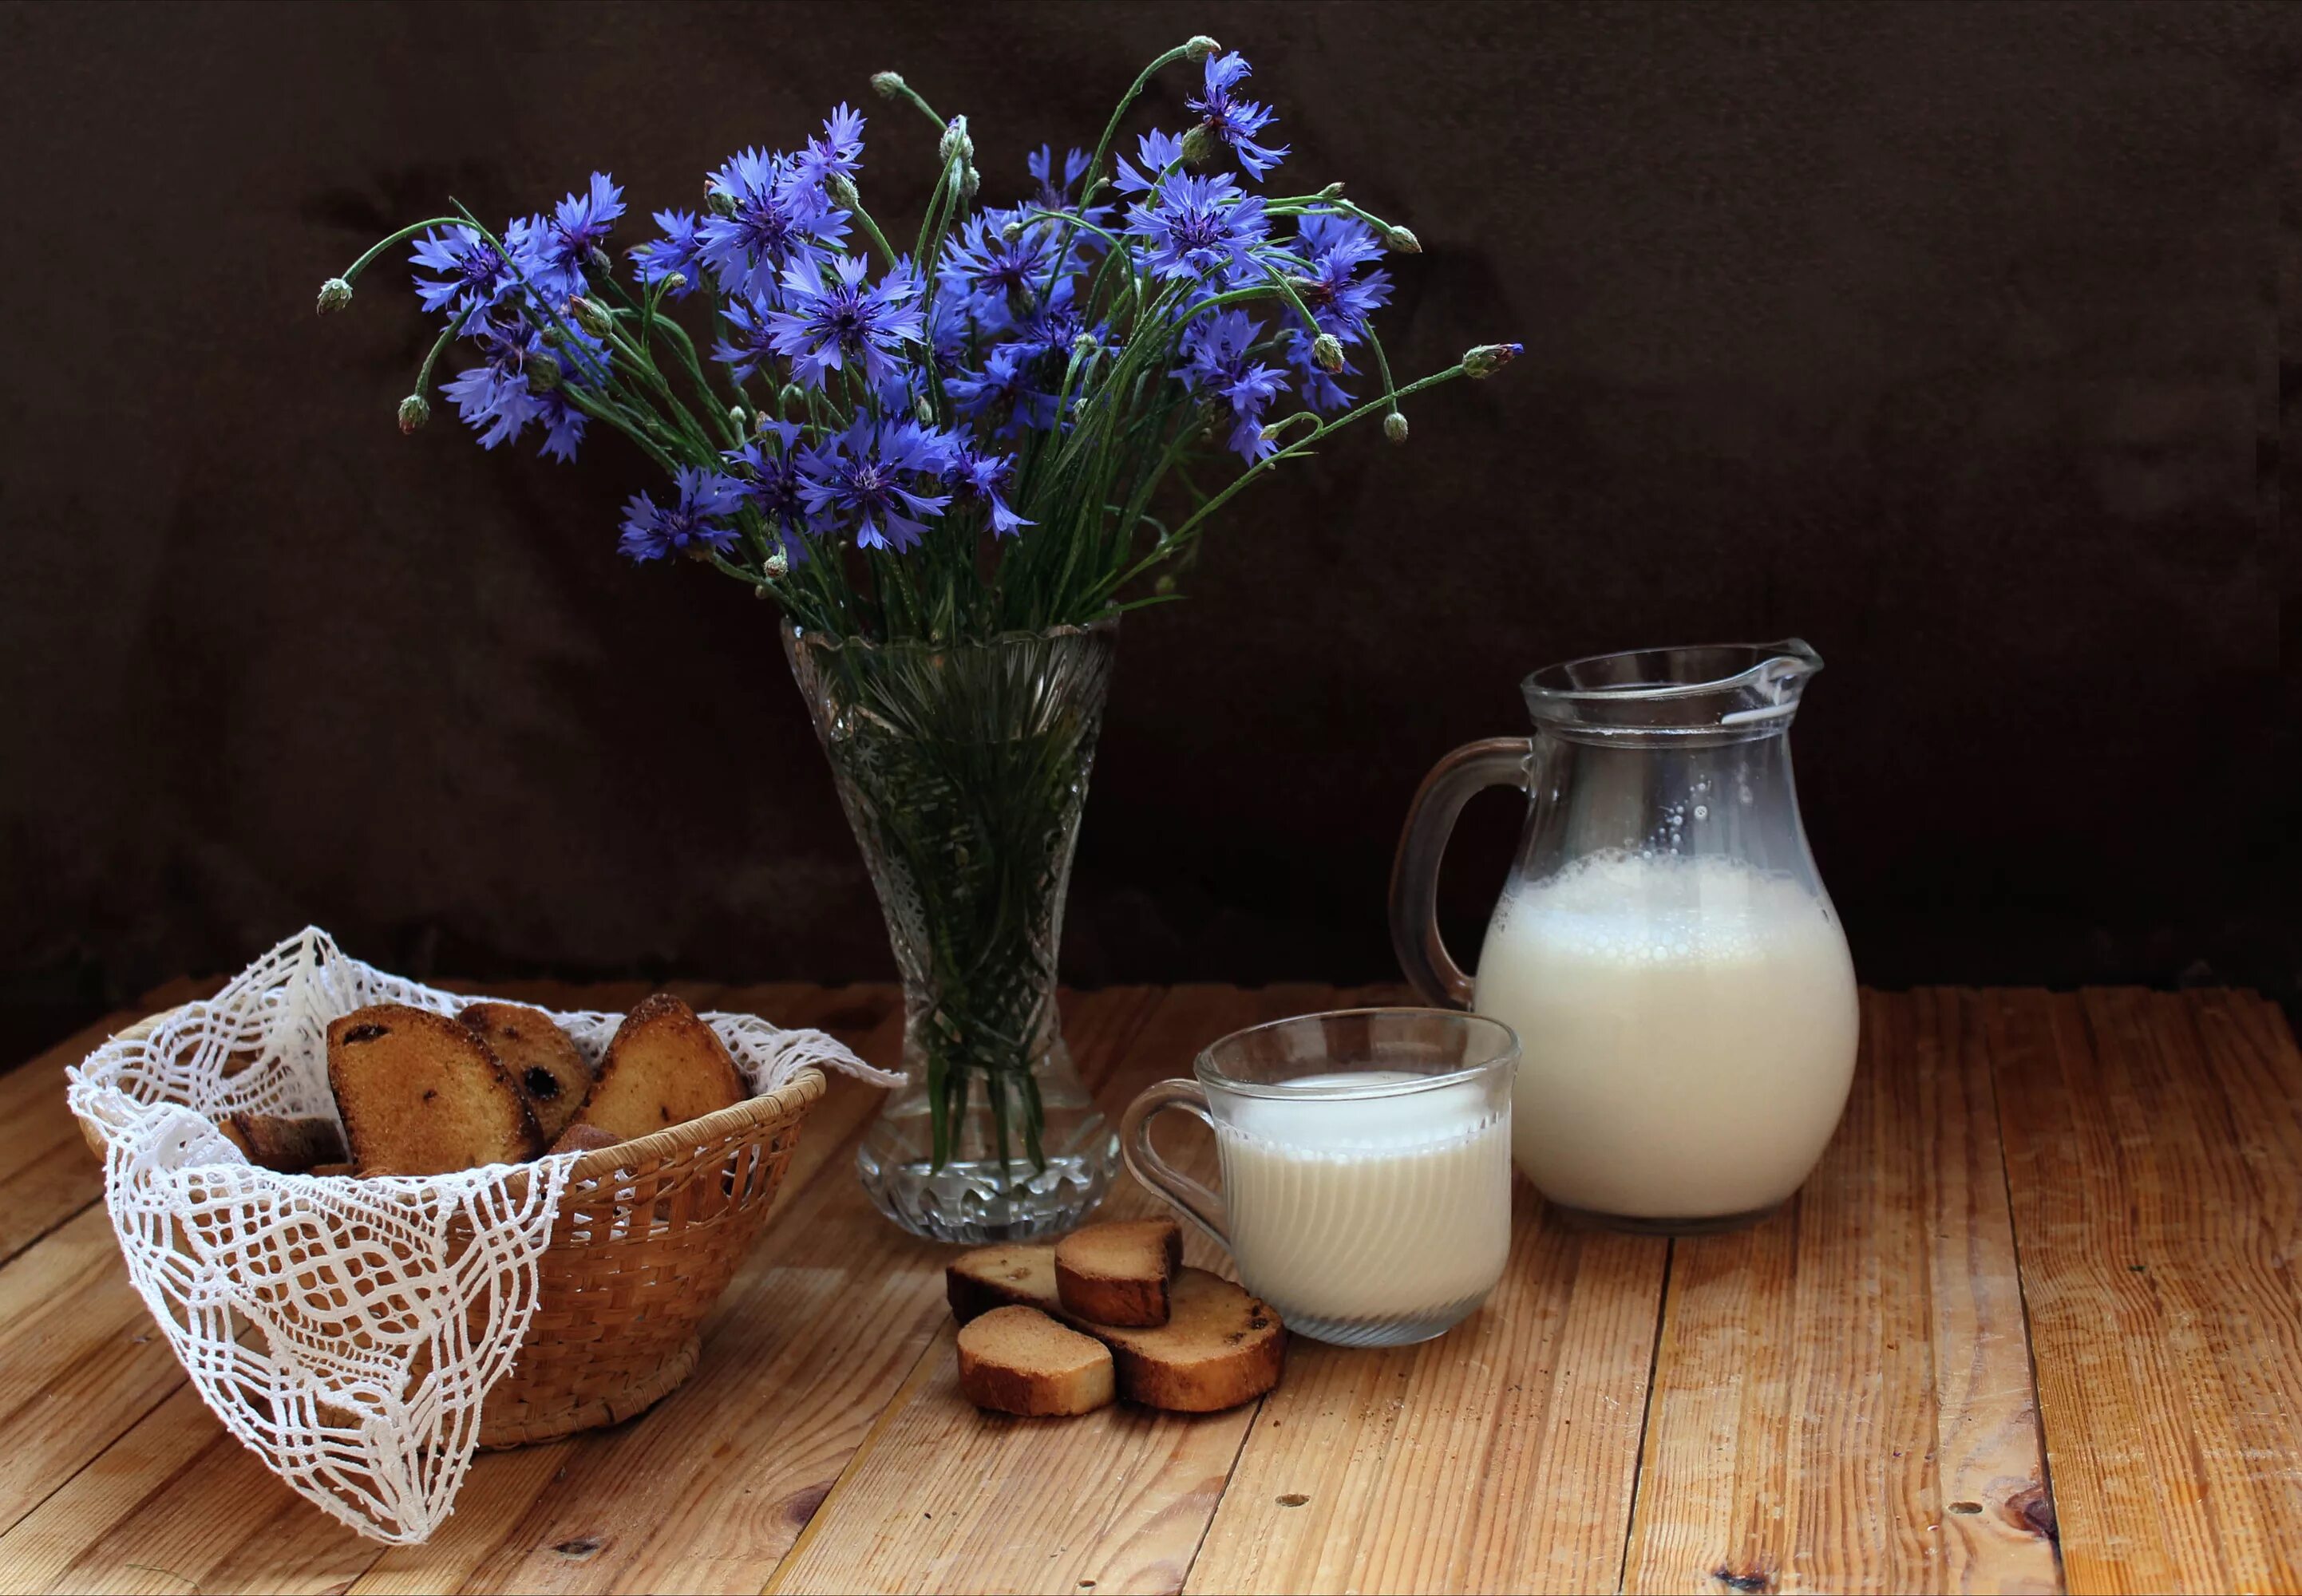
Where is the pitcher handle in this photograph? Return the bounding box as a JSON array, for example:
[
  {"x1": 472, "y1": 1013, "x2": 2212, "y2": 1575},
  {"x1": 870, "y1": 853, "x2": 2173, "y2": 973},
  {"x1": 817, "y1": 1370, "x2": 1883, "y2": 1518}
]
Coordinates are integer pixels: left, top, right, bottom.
[
  {"x1": 1388, "y1": 737, "x2": 1535, "y2": 1007},
  {"x1": 1117, "y1": 1079, "x2": 1231, "y2": 1252}
]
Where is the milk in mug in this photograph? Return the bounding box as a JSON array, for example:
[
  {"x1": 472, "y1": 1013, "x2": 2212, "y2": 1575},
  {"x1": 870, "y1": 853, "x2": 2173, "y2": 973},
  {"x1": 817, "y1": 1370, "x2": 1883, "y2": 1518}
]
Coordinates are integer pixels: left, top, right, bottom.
[
  {"x1": 1215, "y1": 1073, "x2": 1513, "y2": 1336},
  {"x1": 1474, "y1": 851, "x2": 1857, "y2": 1220}
]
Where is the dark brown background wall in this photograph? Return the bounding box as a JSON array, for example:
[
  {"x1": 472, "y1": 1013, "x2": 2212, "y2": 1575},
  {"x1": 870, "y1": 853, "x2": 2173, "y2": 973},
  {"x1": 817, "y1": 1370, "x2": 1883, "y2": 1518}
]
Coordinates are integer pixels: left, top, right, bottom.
[{"x1": 4, "y1": 0, "x2": 2296, "y2": 1050}]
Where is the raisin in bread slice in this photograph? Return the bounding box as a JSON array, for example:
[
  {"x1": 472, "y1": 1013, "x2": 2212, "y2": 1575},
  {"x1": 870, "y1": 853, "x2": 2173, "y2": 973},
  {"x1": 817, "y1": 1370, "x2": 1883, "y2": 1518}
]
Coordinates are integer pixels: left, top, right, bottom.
[
  {"x1": 458, "y1": 1001, "x2": 591, "y2": 1142},
  {"x1": 947, "y1": 1243, "x2": 1284, "y2": 1412},
  {"x1": 574, "y1": 993, "x2": 747, "y2": 1141},
  {"x1": 955, "y1": 1306, "x2": 1116, "y2": 1416},
  {"x1": 1056, "y1": 1218, "x2": 1183, "y2": 1326},
  {"x1": 326, "y1": 1005, "x2": 541, "y2": 1175}
]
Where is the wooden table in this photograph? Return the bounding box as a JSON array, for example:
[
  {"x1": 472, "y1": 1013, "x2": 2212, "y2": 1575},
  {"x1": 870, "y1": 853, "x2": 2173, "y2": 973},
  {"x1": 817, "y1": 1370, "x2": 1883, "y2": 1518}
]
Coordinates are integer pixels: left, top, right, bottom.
[{"x1": 0, "y1": 981, "x2": 2296, "y2": 1595}]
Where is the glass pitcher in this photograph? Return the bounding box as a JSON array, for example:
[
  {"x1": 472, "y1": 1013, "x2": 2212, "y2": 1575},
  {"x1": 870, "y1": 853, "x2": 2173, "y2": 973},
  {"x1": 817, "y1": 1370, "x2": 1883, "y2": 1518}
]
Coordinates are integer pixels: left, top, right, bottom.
[{"x1": 1388, "y1": 641, "x2": 1857, "y2": 1234}]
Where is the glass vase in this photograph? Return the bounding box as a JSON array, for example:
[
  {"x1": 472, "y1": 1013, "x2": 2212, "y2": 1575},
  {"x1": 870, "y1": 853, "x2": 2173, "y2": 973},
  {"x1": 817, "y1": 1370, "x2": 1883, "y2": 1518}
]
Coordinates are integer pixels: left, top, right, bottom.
[{"x1": 784, "y1": 619, "x2": 1122, "y2": 1242}]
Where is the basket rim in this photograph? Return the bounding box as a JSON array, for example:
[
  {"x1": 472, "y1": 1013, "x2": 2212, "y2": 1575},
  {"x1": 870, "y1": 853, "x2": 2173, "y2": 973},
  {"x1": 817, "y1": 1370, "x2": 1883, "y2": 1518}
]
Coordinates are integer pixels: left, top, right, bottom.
[{"x1": 93, "y1": 1001, "x2": 833, "y2": 1182}]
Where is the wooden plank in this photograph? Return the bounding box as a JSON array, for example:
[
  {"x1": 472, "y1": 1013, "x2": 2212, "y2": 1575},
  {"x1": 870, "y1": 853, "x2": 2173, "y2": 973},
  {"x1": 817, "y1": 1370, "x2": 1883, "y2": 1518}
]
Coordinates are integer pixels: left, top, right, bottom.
[
  {"x1": 351, "y1": 985, "x2": 1158, "y2": 1596},
  {"x1": 769, "y1": 983, "x2": 1344, "y2": 1596},
  {"x1": 1188, "y1": 1191, "x2": 1665, "y2": 1594},
  {"x1": 0, "y1": 981, "x2": 905, "y2": 1596},
  {"x1": 0, "y1": 986, "x2": 217, "y2": 1267},
  {"x1": 1989, "y1": 990, "x2": 2302, "y2": 1595},
  {"x1": 1624, "y1": 990, "x2": 2053, "y2": 1594},
  {"x1": 0, "y1": 1383, "x2": 374, "y2": 1596},
  {"x1": 0, "y1": 1207, "x2": 192, "y2": 1541}
]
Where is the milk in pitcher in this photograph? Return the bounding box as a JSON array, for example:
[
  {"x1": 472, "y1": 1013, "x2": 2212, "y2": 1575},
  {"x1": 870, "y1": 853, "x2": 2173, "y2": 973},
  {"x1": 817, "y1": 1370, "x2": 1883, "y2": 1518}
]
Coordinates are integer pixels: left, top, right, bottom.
[{"x1": 1475, "y1": 851, "x2": 1857, "y2": 1221}]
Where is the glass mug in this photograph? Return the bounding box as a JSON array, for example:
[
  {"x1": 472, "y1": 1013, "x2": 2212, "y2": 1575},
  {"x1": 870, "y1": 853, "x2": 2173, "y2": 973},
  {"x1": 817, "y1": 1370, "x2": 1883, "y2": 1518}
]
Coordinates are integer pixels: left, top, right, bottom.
[
  {"x1": 1118, "y1": 1009, "x2": 1518, "y2": 1348},
  {"x1": 1389, "y1": 641, "x2": 1858, "y2": 1235}
]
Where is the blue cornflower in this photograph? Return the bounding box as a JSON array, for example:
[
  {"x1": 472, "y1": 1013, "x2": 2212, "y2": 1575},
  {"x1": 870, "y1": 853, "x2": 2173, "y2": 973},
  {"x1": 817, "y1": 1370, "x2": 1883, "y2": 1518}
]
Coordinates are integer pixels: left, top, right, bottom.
[
  {"x1": 439, "y1": 313, "x2": 605, "y2": 461},
  {"x1": 1289, "y1": 213, "x2": 1393, "y2": 338},
  {"x1": 409, "y1": 224, "x2": 516, "y2": 317},
  {"x1": 937, "y1": 211, "x2": 1058, "y2": 334},
  {"x1": 1187, "y1": 52, "x2": 1289, "y2": 180},
  {"x1": 618, "y1": 466, "x2": 746, "y2": 562},
  {"x1": 946, "y1": 444, "x2": 1031, "y2": 538},
  {"x1": 797, "y1": 417, "x2": 955, "y2": 552},
  {"x1": 1027, "y1": 144, "x2": 1094, "y2": 210},
  {"x1": 1125, "y1": 174, "x2": 1268, "y2": 285},
  {"x1": 698, "y1": 147, "x2": 850, "y2": 302},
  {"x1": 724, "y1": 421, "x2": 812, "y2": 557},
  {"x1": 710, "y1": 291, "x2": 781, "y2": 385},
  {"x1": 1178, "y1": 310, "x2": 1287, "y2": 461},
  {"x1": 631, "y1": 209, "x2": 706, "y2": 298},
  {"x1": 944, "y1": 342, "x2": 1058, "y2": 436},
  {"x1": 1113, "y1": 130, "x2": 1190, "y2": 196},
  {"x1": 525, "y1": 172, "x2": 624, "y2": 298},
  {"x1": 795, "y1": 104, "x2": 866, "y2": 188},
  {"x1": 765, "y1": 255, "x2": 926, "y2": 390}
]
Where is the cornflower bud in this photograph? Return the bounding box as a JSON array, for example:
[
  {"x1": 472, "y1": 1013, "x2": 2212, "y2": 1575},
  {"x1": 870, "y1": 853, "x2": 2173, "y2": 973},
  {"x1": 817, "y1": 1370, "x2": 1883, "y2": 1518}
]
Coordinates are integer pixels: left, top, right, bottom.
[
  {"x1": 569, "y1": 297, "x2": 613, "y2": 337},
  {"x1": 915, "y1": 394, "x2": 935, "y2": 425},
  {"x1": 765, "y1": 551, "x2": 790, "y2": 578},
  {"x1": 527, "y1": 353, "x2": 564, "y2": 392},
  {"x1": 939, "y1": 117, "x2": 970, "y2": 166},
  {"x1": 314, "y1": 277, "x2": 354, "y2": 314},
  {"x1": 1154, "y1": 573, "x2": 1178, "y2": 595},
  {"x1": 663, "y1": 271, "x2": 688, "y2": 294},
  {"x1": 781, "y1": 384, "x2": 808, "y2": 409},
  {"x1": 729, "y1": 405, "x2": 748, "y2": 431},
  {"x1": 826, "y1": 172, "x2": 860, "y2": 207},
  {"x1": 708, "y1": 191, "x2": 739, "y2": 219},
  {"x1": 871, "y1": 70, "x2": 907, "y2": 100},
  {"x1": 1462, "y1": 342, "x2": 1523, "y2": 378},
  {"x1": 587, "y1": 246, "x2": 612, "y2": 275},
  {"x1": 1318, "y1": 182, "x2": 1344, "y2": 200},
  {"x1": 1072, "y1": 330, "x2": 1099, "y2": 358},
  {"x1": 1383, "y1": 410, "x2": 1410, "y2": 444},
  {"x1": 1185, "y1": 35, "x2": 1220, "y2": 59},
  {"x1": 1002, "y1": 218, "x2": 1025, "y2": 243},
  {"x1": 1180, "y1": 124, "x2": 1218, "y2": 166},
  {"x1": 1312, "y1": 333, "x2": 1345, "y2": 373},
  {"x1": 963, "y1": 164, "x2": 981, "y2": 200},
  {"x1": 757, "y1": 410, "x2": 782, "y2": 435},
  {"x1": 397, "y1": 394, "x2": 430, "y2": 434},
  {"x1": 1386, "y1": 226, "x2": 1422, "y2": 253}
]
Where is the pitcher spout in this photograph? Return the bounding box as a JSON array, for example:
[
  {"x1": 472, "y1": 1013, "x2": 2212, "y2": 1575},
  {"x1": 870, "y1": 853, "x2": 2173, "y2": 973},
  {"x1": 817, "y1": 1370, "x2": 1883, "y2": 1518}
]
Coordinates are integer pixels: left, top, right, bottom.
[{"x1": 1521, "y1": 639, "x2": 1825, "y2": 742}]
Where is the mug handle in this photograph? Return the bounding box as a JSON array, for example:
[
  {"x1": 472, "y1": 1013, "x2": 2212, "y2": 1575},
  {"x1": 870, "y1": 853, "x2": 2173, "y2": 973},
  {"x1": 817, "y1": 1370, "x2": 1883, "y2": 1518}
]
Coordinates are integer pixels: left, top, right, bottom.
[
  {"x1": 1117, "y1": 1079, "x2": 1230, "y2": 1251},
  {"x1": 1388, "y1": 737, "x2": 1536, "y2": 1007}
]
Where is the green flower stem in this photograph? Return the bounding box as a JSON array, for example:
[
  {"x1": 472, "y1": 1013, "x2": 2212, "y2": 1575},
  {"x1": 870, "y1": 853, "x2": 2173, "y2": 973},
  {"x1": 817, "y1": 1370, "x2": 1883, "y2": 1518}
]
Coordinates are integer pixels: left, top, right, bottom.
[
  {"x1": 876, "y1": 77, "x2": 946, "y2": 132},
  {"x1": 846, "y1": 197, "x2": 904, "y2": 273},
  {"x1": 1087, "y1": 360, "x2": 1477, "y2": 606},
  {"x1": 409, "y1": 299, "x2": 480, "y2": 401},
  {"x1": 334, "y1": 216, "x2": 469, "y2": 284}
]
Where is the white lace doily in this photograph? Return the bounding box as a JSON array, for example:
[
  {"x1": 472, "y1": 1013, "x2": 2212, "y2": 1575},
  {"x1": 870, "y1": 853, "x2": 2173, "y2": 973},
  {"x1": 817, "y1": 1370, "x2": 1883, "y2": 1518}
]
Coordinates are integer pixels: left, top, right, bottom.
[{"x1": 65, "y1": 927, "x2": 896, "y2": 1543}]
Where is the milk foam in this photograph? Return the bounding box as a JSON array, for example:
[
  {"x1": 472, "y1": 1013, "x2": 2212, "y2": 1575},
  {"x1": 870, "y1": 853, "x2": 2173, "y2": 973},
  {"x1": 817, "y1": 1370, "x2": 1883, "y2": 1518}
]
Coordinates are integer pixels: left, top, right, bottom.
[{"x1": 1474, "y1": 851, "x2": 1857, "y2": 1219}]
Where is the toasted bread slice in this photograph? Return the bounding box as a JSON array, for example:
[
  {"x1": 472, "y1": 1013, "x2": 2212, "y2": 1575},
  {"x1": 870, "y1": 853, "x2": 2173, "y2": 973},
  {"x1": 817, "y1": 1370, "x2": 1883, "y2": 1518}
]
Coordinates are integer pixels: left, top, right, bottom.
[
  {"x1": 1056, "y1": 1219, "x2": 1183, "y2": 1326},
  {"x1": 955, "y1": 1306, "x2": 1116, "y2": 1416},
  {"x1": 947, "y1": 1244, "x2": 1284, "y2": 1412},
  {"x1": 948, "y1": 1242, "x2": 1060, "y2": 1324},
  {"x1": 218, "y1": 1112, "x2": 347, "y2": 1174},
  {"x1": 326, "y1": 1005, "x2": 542, "y2": 1175},
  {"x1": 547, "y1": 1122, "x2": 623, "y2": 1157},
  {"x1": 459, "y1": 1001, "x2": 590, "y2": 1141},
  {"x1": 1091, "y1": 1270, "x2": 1285, "y2": 1412},
  {"x1": 576, "y1": 993, "x2": 746, "y2": 1141}
]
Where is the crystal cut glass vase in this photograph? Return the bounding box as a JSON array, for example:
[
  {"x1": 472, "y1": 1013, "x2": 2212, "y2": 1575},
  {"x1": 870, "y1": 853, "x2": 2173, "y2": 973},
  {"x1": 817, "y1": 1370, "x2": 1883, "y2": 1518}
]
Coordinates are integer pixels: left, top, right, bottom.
[{"x1": 785, "y1": 619, "x2": 1122, "y2": 1242}]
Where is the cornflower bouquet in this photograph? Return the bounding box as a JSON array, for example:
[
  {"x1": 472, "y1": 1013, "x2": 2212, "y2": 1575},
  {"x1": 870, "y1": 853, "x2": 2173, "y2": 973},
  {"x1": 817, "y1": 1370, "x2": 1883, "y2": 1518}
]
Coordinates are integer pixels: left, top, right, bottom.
[{"x1": 319, "y1": 36, "x2": 1517, "y2": 1239}]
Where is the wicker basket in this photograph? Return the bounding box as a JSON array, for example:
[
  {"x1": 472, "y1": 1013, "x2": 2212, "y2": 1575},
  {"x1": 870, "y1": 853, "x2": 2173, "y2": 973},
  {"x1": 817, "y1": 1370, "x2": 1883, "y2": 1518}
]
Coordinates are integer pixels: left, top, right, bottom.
[{"x1": 92, "y1": 1007, "x2": 829, "y2": 1451}]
